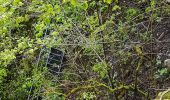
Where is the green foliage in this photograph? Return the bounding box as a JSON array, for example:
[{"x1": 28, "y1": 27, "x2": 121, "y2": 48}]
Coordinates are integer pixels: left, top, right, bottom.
[
  {"x1": 154, "y1": 68, "x2": 168, "y2": 79},
  {"x1": 103, "y1": 0, "x2": 113, "y2": 4},
  {"x1": 70, "y1": 0, "x2": 77, "y2": 7},
  {"x1": 126, "y1": 8, "x2": 138, "y2": 20},
  {"x1": 0, "y1": 69, "x2": 7, "y2": 83},
  {"x1": 0, "y1": 0, "x2": 170, "y2": 99},
  {"x1": 112, "y1": 5, "x2": 121, "y2": 11},
  {"x1": 80, "y1": 92, "x2": 96, "y2": 100},
  {"x1": 93, "y1": 61, "x2": 108, "y2": 78}
]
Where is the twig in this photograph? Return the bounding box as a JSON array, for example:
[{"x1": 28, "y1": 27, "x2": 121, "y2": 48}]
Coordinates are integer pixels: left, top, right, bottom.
[{"x1": 157, "y1": 32, "x2": 165, "y2": 40}]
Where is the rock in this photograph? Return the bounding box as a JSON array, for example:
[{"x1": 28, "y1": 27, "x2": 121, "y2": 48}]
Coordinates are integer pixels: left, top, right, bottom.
[
  {"x1": 164, "y1": 59, "x2": 170, "y2": 72},
  {"x1": 166, "y1": 0, "x2": 170, "y2": 3},
  {"x1": 164, "y1": 59, "x2": 170, "y2": 67}
]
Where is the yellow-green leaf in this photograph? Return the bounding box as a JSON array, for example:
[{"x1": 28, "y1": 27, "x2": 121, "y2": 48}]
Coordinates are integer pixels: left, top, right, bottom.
[
  {"x1": 135, "y1": 44, "x2": 143, "y2": 55},
  {"x1": 54, "y1": 4, "x2": 61, "y2": 13},
  {"x1": 81, "y1": 2, "x2": 88, "y2": 10},
  {"x1": 115, "y1": 0, "x2": 118, "y2": 3},
  {"x1": 104, "y1": 0, "x2": 112, "y2": 4},
  {"x1": 112, "y1": 5, "x2": 121, "y2": 11},
  {"x1": 51, "y1": 31, "x2": 59, "y2": 36},
  {"x1": 70, "y1": 0, "x2": 77, "y2": 7},
  {"x1": 107, "y1": 0, "x2": 112, "y2": 4}
]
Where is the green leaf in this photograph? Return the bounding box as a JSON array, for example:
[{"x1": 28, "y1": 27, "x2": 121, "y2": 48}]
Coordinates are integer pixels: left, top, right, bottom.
[
  {"x1": 36, "y1": 32, "x2": 43, "y2": 38},
  {"x1": 70, "y1": 0, "x2": 77, "y2": 7},
  {"x1": 28, "y1": 49, "x2": 34, "y2": 54},
  {"x1": 62, "y1": 0, "x2": 69, "y2": 3},
  {"x1": 135, "y1": 44, "x2": 143, "y2": 56},
  {"x1": 0, "y1": 69, "x2": 7, "y2": 77},
  {"x1": 107, "y1": 0, "x2": 112, "y2": 4},
  {"x1": 104, "y1": 0, "x2": 112, "y2": 4},
  {"x1": 112, "y1": 5, "x2": 121, "y2": 11},
  {"x1": 44, "y1": 17, "x2": 51, "y2": 24},
  {"x1": 81, "y1": 2, "x2": 88, "y2": 10},
  {"x1": 115, "y1": 0, "x2": 118, "y2": 3},
  {"x1": 54, "y1": 4, "x2": 61, "y2": 13},
  {"x1": 93, "y1": 62, "x2": 108, "y2": 78},
  {"x1": 51, "y1": 31, "x2": 59, "y2": 36},
  {"x1": 159, "y1": 68, "x2": 168, "y2": 76},
  {"x1": 151, "y1": 0, "x2": 155, "y2": 8}
]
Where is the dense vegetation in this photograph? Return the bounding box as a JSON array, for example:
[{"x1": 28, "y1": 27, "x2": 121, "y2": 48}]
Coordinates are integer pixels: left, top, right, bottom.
[{"x1": 0, "y1": 0, "x2": 170, "y2": 99}]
